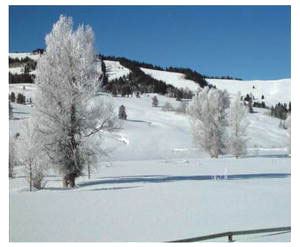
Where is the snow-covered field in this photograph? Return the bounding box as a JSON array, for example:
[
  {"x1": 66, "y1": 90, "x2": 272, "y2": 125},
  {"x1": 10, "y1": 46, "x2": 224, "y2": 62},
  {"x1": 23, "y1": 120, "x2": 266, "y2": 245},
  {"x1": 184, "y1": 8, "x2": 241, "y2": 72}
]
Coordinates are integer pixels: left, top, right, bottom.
[{"x1": 9, "y1": 84, "x2": 291, "y2": 242}]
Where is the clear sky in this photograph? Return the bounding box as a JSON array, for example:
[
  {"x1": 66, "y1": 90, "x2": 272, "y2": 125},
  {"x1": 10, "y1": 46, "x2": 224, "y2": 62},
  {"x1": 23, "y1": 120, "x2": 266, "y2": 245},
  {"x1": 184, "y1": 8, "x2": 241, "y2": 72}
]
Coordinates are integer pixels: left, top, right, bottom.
[{"x1": 9, "y1": 5, "x2": 290, "y2": 80}]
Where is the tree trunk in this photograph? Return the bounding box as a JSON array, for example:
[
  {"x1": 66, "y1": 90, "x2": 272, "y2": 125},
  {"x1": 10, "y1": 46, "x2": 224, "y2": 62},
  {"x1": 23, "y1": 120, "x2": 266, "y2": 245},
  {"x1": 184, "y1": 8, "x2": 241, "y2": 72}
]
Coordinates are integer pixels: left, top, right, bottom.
[
  {"x1": 63, "y1": 173, "x2": 76, "y2": 188},
  {"x1": 88, "y1": 163, "x2": 91, "y2": 179},
  {"x1": 29, "y1": 163, "x2": 32, "y2": 192}
]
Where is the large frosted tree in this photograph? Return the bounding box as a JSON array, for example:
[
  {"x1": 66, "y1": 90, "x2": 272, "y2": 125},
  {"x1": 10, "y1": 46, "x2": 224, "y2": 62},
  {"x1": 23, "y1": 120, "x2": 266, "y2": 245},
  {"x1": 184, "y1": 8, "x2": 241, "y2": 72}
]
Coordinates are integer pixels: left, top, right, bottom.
[
  {"x1": 34, "y1": 15, "x2": 118, "y2": 187},
  {"x1": 228, "y1": 92, "x2": 249, "y2": 158},
  {"x1": 188, "y1": 87, "x2": 230, "y2": 158}
]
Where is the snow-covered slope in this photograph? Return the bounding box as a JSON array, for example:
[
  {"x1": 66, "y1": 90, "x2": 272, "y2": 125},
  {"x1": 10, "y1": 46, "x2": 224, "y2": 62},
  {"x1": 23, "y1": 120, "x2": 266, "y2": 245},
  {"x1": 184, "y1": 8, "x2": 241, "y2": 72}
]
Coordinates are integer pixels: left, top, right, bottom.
[
  {"x1": 9, "y1": 84, "x2": 290, "y2": 242},
  {"x1": 104, "y1": 60, "x2": 130, "y2": 81},
  {"x1": 207, "y1": 78, "x2": 291, "y2": 106},
  {"x1": 141, "y1": 67, "x2": 200, "y2": 91},
  {"x1": 9, "y1": 52, "x2": 41, "y2": 61}
]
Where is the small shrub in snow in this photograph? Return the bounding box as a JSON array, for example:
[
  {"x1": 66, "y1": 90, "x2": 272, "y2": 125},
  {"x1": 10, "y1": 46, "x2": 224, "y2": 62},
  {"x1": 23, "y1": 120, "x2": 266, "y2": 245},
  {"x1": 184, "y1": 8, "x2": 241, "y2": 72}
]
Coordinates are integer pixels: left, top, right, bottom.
[
  {"x1": 162, "y1": 102, "x2": 173, "y2": 112},
  {"x1": 176, "y1": 101, "x2": 188, "y2": 114},
  {"x1": 152, "y1": 96, "x2": 158, "y2": 107}
]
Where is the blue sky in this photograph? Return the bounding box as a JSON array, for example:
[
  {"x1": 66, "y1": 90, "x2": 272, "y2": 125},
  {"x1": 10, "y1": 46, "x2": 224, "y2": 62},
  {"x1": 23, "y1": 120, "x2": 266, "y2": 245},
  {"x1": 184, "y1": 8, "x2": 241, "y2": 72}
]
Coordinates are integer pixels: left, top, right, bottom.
[{"x1": 9, "y1": 5, "x2": 290, "y2": 80}]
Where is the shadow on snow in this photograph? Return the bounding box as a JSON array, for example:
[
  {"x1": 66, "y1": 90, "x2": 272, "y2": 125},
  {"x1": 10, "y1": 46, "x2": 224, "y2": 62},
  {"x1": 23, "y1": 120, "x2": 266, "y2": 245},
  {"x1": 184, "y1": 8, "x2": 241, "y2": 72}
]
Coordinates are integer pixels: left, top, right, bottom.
[{"x1": 78, "y1": 173, "x2": 290, "y2": 188}]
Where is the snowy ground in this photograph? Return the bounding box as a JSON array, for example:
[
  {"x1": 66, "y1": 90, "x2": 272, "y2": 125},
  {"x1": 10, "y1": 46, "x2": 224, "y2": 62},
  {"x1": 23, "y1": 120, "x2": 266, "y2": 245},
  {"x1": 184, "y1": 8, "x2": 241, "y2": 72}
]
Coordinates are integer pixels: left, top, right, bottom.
[{"x1": 9, "y1": 84, "x2": 290, "y2": 242}]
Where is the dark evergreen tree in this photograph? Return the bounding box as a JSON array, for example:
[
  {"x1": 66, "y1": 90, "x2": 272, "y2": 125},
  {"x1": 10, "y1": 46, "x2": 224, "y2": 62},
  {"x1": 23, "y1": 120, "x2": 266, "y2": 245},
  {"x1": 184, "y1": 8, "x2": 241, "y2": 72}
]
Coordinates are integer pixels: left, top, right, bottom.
[
  {"x1": 118, "y1": 105, "x2": 127, "y2": 120},
  {"x1": 152, "y1": 96, "x2": 158, "y2": 107},
  {"x1": 10, "y1": 92, "x2": 16, "y2": 103},
  {"x1": 16, "y1": 93, "x2": 26, "y2": 104}
]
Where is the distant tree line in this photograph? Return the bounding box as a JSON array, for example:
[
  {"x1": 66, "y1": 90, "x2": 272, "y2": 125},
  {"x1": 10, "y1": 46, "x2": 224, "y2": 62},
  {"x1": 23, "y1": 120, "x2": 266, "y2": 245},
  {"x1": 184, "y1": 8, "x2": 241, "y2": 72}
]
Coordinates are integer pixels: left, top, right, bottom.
[
  {"x1": 204, "y1": 75, "x2": 243, "y2": 80},
  {"x1": 9, "y1": 57, "x2": 37, "y2": 71},
  {"x1": 9, "y1": 72, "x2": 35, "y2": 84}
]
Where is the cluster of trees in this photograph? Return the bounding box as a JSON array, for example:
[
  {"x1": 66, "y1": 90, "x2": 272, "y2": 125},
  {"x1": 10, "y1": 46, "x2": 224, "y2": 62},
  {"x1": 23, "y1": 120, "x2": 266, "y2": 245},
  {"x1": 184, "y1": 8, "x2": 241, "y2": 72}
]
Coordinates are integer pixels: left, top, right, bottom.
[
  {"x1": 189, "y1": 89, "x2": 249, "y2": 158},
  {"x1": 10, "y1": 15, "x2": 120, "y2": 190},
  {"x1": 9, "y1": 73, "x2": 35, "y2": 84},
  {"x1": 32, "y1": 48, "x2": 45, "y2": 54},
  {"x1": 271, "y1": 102, "x2": 291, "y2": 120},
  {"x1": 9, "y1": 92, "x2": 27, "y2": 104}
]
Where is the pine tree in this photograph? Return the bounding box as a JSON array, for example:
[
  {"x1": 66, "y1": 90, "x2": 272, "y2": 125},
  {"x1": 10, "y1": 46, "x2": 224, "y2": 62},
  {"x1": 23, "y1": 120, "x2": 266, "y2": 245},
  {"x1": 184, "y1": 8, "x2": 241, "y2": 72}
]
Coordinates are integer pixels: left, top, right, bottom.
[
  {"x1": 118, "y1": 105, "x2": 127, "y2": 120},
  {"x1": 152, "y1": 96, "x2": 158, "y2": 107},
  {"x1": 10, "y1": 92, "x2": 16, "y2": 103},
  {"x1": 33, "y1": 15, "x2": 119, "y2": 187}
]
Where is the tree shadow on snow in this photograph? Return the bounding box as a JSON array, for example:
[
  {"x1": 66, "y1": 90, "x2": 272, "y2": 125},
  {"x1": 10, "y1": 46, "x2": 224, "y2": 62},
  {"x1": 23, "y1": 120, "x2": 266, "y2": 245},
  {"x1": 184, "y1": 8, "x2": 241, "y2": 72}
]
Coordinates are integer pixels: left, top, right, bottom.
[
  {"x1": 126, "y1": 119, "x2": 152, "y2": 124},
  {"x1": 78, "y1": 173, "x2": 290, "y2": 188},
  {"x1": 245, "y1": 153, "x2": 290, "y2": 159}
]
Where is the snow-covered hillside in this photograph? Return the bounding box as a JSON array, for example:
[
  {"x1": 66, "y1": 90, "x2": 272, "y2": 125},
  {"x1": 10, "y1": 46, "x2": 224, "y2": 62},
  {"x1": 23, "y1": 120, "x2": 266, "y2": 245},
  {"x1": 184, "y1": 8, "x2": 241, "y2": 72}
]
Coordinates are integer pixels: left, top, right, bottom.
[
  {"x1": 104, "y1": 60, "x2": 130, "y2": 81},
  {"x1": 207, "y1": 78, "x2": 291, "y2": 106},
  {"x1": 9, "y1": 83, "x2": 290, "y2": 242},
  {"x1": 9, "y1": 53, "x2": 130, "y2": 81},
  {"x1": 9, "y1": 52, "x2": 41, "y2": 61},
  {"x1": 141, "y1": 67, "x2": 200, "y2": 91},
  {"x1": 9, "y1": 53, "x2": 291, "y2": 108}
]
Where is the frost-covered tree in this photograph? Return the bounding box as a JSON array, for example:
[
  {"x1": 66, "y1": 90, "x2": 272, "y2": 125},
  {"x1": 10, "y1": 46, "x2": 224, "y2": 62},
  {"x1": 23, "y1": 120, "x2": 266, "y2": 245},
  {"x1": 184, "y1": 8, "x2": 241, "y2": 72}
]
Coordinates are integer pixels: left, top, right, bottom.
[
  {"x1": 228, "y1": 92, "x2": 249, "y2": 158},
  {"x1": 16, "y1": 120, "x2": 48, "y2": 191},
  {"x1": 33, "y1": 15, "x2": 118, "y2": 187},
  {"x1": 9, "y1": 137, "x2": 17, "y2": 178},
  {"x1": 188, "y1": 87, "x2": 230, "y2": 158},
  {"x1": 286, "y1": 113, "x2": 291, "y2": 154},
  {"x1": 9, "y1": 101, "x2": 13, "y2": 119}
]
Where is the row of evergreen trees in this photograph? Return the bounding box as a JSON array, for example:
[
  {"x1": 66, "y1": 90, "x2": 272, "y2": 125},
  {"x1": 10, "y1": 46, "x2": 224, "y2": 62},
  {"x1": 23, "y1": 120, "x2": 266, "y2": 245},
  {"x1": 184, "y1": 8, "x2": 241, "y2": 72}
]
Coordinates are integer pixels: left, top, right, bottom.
[
  {"x1": 9, "y1": 92, "x2": 28, "y2": 104},
  {"x1": 9, "y1": 73, "x2": 35, "y2": 84}
]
